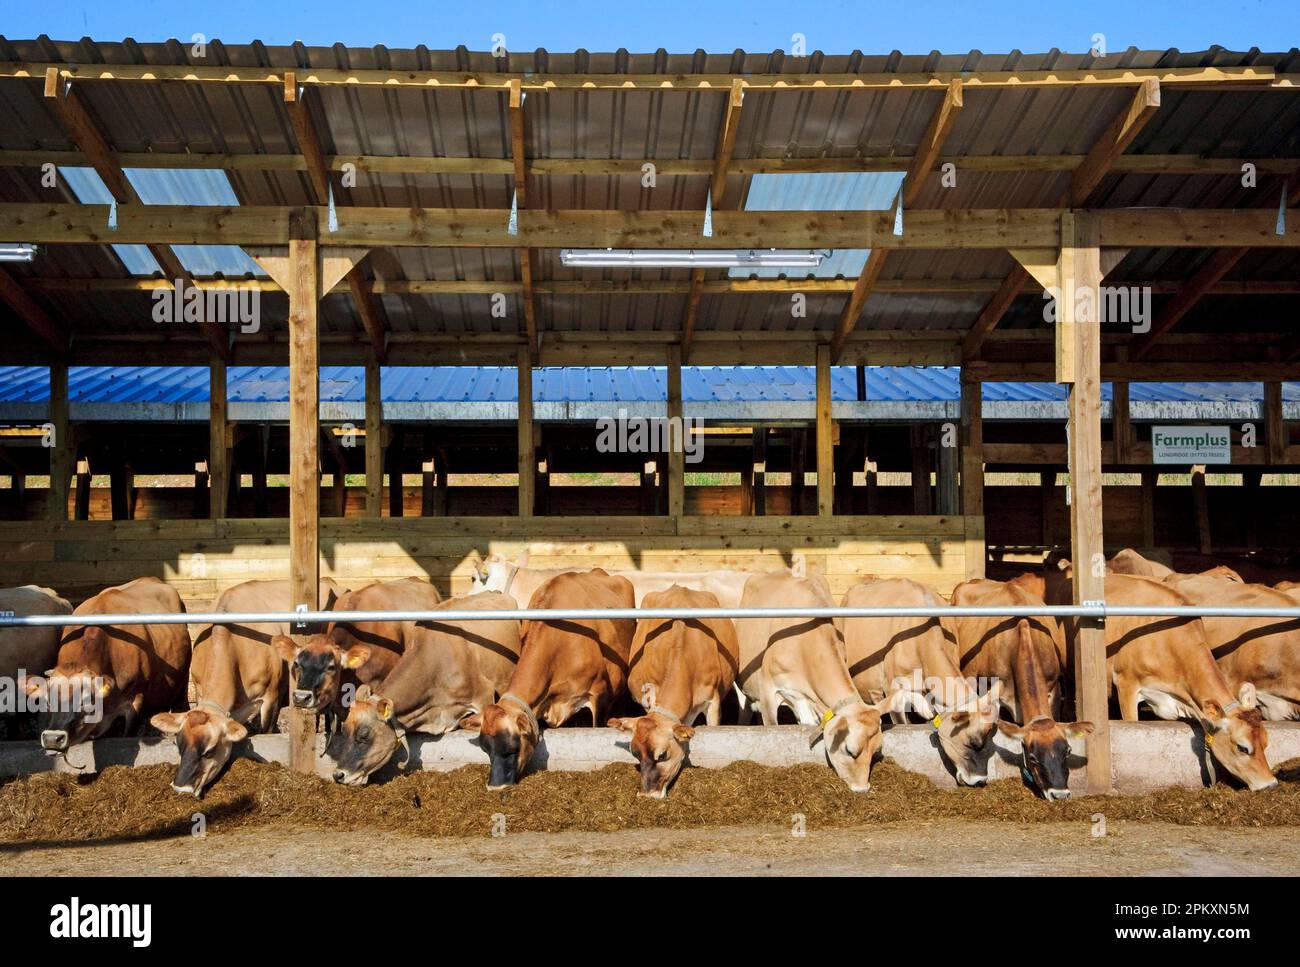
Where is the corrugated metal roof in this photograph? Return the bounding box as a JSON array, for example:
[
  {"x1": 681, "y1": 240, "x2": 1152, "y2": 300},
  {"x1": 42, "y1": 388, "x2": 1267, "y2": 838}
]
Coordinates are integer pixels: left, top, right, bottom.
[
  {"x1": 0, "y1": 39, "x2": 1296, "y2": 347},
  {"x1": 1, "y1": 364, "x2": 1295, "y2": 407}
]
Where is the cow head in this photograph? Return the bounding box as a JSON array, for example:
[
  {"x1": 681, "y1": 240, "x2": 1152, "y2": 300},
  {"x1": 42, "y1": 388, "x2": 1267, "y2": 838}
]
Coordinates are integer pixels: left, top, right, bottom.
[
  {"x1": 468, "y1": 552, "x2": 529, "y2": 596},
  {"x1": 27, "y1": 629, "x2": 117, "y2": 753},
  {"x1": 995, "y1": 716, "x2": 1093, "y2": 800},
  {"x1": 809, "y1": 690, "x2": 925, "y2": 793},
  {"x1": 151, "y1": 701, "x2": 259, "y2": 797},
  {"x1": 327, "y1": 686, "x2": 409, "y2": 786},
  {"x1": 930, "y1": 681, "x2": 1003, "y2": 787},
  {"x1": 609, "y1": 711, "x2": 696, "y2": 798},
  {"x1": 273, "y1": 634, "x2": 366, "y2": 711},
  {"x1": 1199, "y1": 684, "x2": 1277, "y2": 792},
  {"x1": 461, "y1": 694, "x2": 538, "y2": 789}
]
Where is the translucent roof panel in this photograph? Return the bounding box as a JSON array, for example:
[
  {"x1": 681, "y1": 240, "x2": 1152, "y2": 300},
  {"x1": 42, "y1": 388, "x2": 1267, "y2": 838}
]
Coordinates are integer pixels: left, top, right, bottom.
[{"x1": 732, "y1": 171, "x2": 905, "y2": 279}]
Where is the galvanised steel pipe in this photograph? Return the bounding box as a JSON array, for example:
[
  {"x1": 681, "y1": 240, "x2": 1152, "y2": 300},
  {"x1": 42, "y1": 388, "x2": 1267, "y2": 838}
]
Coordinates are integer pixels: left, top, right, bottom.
[{"x1": 3, "y1": 604, "x2": 1300, "y2": 628}]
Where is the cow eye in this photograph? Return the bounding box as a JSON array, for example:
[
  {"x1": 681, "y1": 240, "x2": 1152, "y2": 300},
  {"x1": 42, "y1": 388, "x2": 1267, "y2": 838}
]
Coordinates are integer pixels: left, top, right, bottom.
[
  {"x1": 1237, "y1": 743, "x2": 1250, "y2": 755},
  {"x1": 656, "y1": 750, "x2": 669, "y2": 762},
  {"x1": 357, "y1": 728, "x2": 371, "y2": 741}
]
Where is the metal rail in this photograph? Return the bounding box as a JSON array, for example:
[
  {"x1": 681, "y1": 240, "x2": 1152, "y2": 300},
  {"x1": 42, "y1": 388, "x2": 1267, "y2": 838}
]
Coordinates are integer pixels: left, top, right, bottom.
[{"x1": 4, "y1": 603, "x2": 1300, "y2": 628}]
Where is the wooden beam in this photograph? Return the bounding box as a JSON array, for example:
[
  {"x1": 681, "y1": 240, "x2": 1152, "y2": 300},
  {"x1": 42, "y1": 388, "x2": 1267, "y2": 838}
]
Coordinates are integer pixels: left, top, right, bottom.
[
  {"x1": 682, "y1": 79, "x2": 745, "y2": 359},
  {"x1": 364, "y1": 351, "x2": 383, "y2": 518},
  {"x1": 1140, "y1": 470, "x2": 1158, "y2": 547},
  {"x1": 1112, "y1": 380, "x2": 1133, "y2": 464},
  {"x1": 10, "y1": 62, "x2": 1282, "y2": 91},
  {"x1": 47, "y1": 363, "x2": 71, "y2": 522},
  {"x1": 1061, "y1": 210, "x2": 1109, "y2": 795},
  {"x1": 815, "y1": 344, "x2": 834, "y2": 516},
  {"x1": 1191, "y1": 465, "x2": 1213, "y2": 555},
  {"x1": 1265, "y1": 381, "x2": 1286, "y2": 464},
  {"x1": 0, "y1": 267, "x2": 68, "y2": 355},
  {"x1": 518, "y1": 344, "x2": 535, "y2": 517},
  {"x1": 509, "y1": 80, "x2": 539, "y2": 360},
  {"x1": 6, "y1": 203, "x2": 1300, "y2": 250},
  {"x1": 666, "y1": 345, "x2": 685, "y2": 518},
  {"x1": 831, "y1": 80, "x2": 964, "y2": 360},
  {"x1": 1069, "y1": 80, "x2": 1161, "y2": 205},
  {"x1": 910, "y1": 426, "x2": 932, "y2": 515},
  {"x1": 965, "y1": 83, "x2": 1161, "y2": 358},
  {"x1": 752, "y1": 428, "x2": 767, "y2": 517},
  {"x1": 5, "y1": 148, "x2": 1298, "y2": 179},
  {"x1": 42, "y1": 70, "x2": 227, "y2": 361},
  {"x1": 73, "y1": 456, "x2": 91, "y2": 521},
  {"x1": 208, "y1": 352, "x2": 229, "y2": 519}
]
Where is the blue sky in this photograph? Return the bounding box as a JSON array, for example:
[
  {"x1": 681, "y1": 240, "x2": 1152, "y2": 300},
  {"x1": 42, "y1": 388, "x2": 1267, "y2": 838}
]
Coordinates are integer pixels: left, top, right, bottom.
[{"x1": 3, "y1": 0, "x2": 1297, "y2": 53}]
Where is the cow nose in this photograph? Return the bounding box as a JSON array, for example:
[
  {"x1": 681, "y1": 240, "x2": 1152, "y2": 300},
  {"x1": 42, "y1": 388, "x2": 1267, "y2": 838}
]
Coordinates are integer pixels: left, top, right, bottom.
[
  {"x1": 332, "y1": 770, "x2": 346, "y2": 783},
  {"x1": 1045, "y1": 789, "x2": 1071, "y2": 801},
  {"x1": 40, "y1": 730, "x2": 68, "y2": 752},
  {"x1": 171, "y1": 783, "x2": 196, "y2": 796},
  {"x1": 958, "y1": 772, "x2": 988, "y2": 787},
  {"x1": 293, "y1": 690, "x2": 315, "y2": 708}
]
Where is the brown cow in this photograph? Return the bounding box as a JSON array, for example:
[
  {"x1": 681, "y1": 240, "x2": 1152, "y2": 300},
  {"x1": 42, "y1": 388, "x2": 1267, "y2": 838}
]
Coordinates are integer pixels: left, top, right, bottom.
[
  {"x1": 608, "y1": 586, "x2": 740, "y2": 798},
  {"x1": 1107, "y1": 548, "x2": 1174, "y2": 579},
  {"x1": 150, "y1": 578, "x2": 343, "y2": 797},
  {"x1": 28, "y1": 577, "x2": 191, "y2": 753},
  {"x1": 737, "y1": 572, "x2": 923, "y2": 793},
  {"x1": 329, "y1": 591, "x2": 521, "y2": 785},
  {"x1": 843, "y1": 578, "x2": 1002, "y2": 787},
  {"x1": 1045, "y1": 563, "x2": 1277, "y2": 791},
  {"x1": 949, "y1": 578, "x2": 1093, "y2": 800},
  {"x1": 273, "y1": 577, "x2": 441, "y2": 716},
  {"x1": 1166, "y1": 572, "x2": 1300, "y2": 721},
  {"x1": 464, "y1": 568, "x2": 634, "y2": 789},
  {"x1": 1, "y1": 586, "x2": 71, "y2": 738}
]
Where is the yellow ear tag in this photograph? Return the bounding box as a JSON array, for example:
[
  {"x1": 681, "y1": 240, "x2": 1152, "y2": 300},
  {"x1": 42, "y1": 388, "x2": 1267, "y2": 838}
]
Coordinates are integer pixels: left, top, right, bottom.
[
  {"x1": 1204, "y1": 732, "x2": 1214, "y2": 745},
  {"x1": 931, "y1": 713, "x2": 943, "y2": 730},
  {"x1": 818, "y1": 707, "x2": 835, "y2": 729}
]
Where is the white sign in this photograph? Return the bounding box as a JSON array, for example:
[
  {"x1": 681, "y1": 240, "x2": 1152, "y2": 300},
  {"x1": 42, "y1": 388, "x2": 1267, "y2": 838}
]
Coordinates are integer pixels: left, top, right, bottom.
[{"x1": 1151, "y1": 425, "x2": 1232, "y2": 465}]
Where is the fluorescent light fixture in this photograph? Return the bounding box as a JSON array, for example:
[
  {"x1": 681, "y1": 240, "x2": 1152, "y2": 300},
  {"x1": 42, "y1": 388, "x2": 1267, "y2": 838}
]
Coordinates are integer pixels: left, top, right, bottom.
[
  {"x1": 559, "y1": 248, "x2": 830, "y2": 269},
  {"x1": 0, "y1": 243, "x2": 37, "y2": 263}
]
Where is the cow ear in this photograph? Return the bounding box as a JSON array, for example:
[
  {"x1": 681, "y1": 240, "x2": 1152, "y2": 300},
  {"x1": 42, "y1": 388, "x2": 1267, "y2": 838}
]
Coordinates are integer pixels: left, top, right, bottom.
[
  {"x1": 608, "y1": 717, "x2": 637, "y2": 733},
  {"x1": 375, "y1": 697, "x2": 395, "y2": 721},
  {"x1": 151, "y1": 712, "x2": 186, "y2": 734},
  {"x1": 272, "y1": 635, "x2": 298, "y2": 662},
  {"x1": 355, "y1": 684, "x2": 372, "y2": 702},
  {"x1": 672, "y1": 724, "x2": 696, "y2": 742},
  {"x1": 1238, "y1": 683, "x2": 1258, "y2": 709},
  {"x1": 459, "y1": 712, "x2": 482, "y2": 734},
  {"x1": 98, "y1": 678, "x2": 113, "y2": 697},
  {"x1": 232, "y1": 698, "x2": 264, "y2": 725},
  {"x1": 1065, "y1": 721, "x2": 1094, "y2": 739},
  {"x1": 222, "y1": 718, "x2": 249, "y2": 742},
  {"x1": 995, "y1": 720, "x2": 1024, "y2": 751},
  {"x1": 344, "y1": 645, "x2": 371, "y2": 670},
  {"x1": 23, "y1": 676, "x2": 44, "y2": 697}
]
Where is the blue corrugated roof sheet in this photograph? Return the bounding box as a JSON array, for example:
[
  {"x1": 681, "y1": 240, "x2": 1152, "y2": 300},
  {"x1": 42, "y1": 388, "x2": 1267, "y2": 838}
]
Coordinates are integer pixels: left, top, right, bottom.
[{"x1": 0, "y1": 366, "x2": 1294, "y2": 406}]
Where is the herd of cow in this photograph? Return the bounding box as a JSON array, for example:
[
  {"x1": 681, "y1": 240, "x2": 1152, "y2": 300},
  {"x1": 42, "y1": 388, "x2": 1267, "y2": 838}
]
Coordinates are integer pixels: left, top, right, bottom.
[{"x1": 1, "y1": 546, "x2": 1295, "y2": 801}]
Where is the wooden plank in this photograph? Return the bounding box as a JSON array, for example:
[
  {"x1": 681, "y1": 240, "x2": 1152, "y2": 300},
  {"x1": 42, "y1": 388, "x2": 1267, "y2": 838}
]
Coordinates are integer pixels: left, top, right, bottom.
[
  {"x1": 1191, "y1": 465, "x2": 1213, "y2": 555},
  {"x1": 910, "y1": 426, "x2": 932, "y2": 515},
  {"x1": 12, "y1": 62, "x2": 1280, "y2": 91},
  {"x1": 667, "y1": 345, "x2": 685, "y2": 518},
  {"x1": 0, "y1": 266, "x2": 68, "y2": 354},
  {"x1": 1112, "y1": 380, "x2": 1132, "y2": 464},
  {"x1": 960, "y1": 372, "x2": 983, "y2": 516},
  {"x1": 1131, "y1": 247, "x2": 1249, "y2": 360},
  {"x1": 208, "y1": 352, "x2": 229, "y2": 519},
  {"x1": 1140, "y1": 470, "x2": 1158, "y2": 547},
  {"x1": 964, "y1": 516, "x2": 986, "y2": 579},
  {"x1": 364, "y1": 351, "x2": 382, "y2": 517},
  {"x1": 816, "y1": 344, "x2": 834, "y2": 516},
  {"x1": 1068, "y1": 80, "x2": 1161, "y2": 205},
  {"x1": 752, "y1": 428, "x2": 767, "y2": 517},
  {"x1": 1061, "y1": 211, "x2": 1110, "y2": 795},
  {"x1": 831, "y1": 80, "x2": 963, "y2": 360},
  {"x1": 47, "y1": 363, "x2": 71, "y2": 522},
  {"x1": 1040, "y1": 471, "x2": 1057, "y2": 546},
  {"x1": 1265, "y1": 381, "x2": 1286, "y2": 464},
  {"x1": 518, "y1": 345, "x2": 535, "y2": 517}
]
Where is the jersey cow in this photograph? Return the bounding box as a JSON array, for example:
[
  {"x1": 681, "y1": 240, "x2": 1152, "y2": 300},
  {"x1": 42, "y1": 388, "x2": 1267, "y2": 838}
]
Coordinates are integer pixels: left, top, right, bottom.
[
  {"x1": 608, "y1": 586, "x2": 740, "y2": 798},
  {"x1": 273, "y1": 577, "x2": 440, "y2": 717},
  {"x1": 1166, "y1": 572, "x2": 1300, "y2": 721},
  {"x1": 737, "y1": 572, "x2": 923, "y2": 793},
  {"x1": 466, "y1": 569, "x2": 634, "y2": 789},
  {"x1": 329, "y1": 591, "x2": 521, "y2": 785},
  {"x1": 949, "y1": 578, "x2": 1092, "y2": 800},
  {"x1": 29, "y1": 577, "x2": 191, "y2": 754},
  {"x1": 151, "y1": 579, "x2": 343, "y2": 798},
  {"x1": 842, "y1": 578, "x2": 1001, "y2": 788},
  {"x1": 1, "y1": 586, "x2": 72, "y2": 737},
  {"x1": 1046, "y1": 563, "x2": 1277, "y2": 791}
]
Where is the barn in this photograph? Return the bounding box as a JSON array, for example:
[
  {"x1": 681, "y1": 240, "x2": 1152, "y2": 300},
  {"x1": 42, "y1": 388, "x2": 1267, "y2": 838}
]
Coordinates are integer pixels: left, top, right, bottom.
[{"x1": 0, "y1": 37, "x2": 1299, "y2": 873}]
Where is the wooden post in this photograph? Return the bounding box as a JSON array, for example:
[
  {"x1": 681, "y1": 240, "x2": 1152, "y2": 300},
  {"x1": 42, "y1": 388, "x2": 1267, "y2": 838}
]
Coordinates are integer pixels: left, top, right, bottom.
[
  {"x1": 518, "y1": 345, "x2": 535, "y2": 517},
  {"x1": 790, "y1": 429, "x2": 806, "y2": 515},
  {"x1": 815, "y1": 344, "x2": 834, "y2": 516},
  {"x1": 387, "y1": 426, "x2": 405, "y2": 518},
  {"x1": 1243, "y1": 468, "x2": 1261, "y2": 549},
  {"x1": 193, "y1": 461, "x2": 210, "y2": 518},
  {"x1": 434, "y1": 448, "x2": 449, "y2": 516},
  {"x1": 421, "y1": 459, "x2": 435, "y2": 517},
  {"x1": 937, "y1": 431, "x2": 959, "y2": 516},
  {"x1": 1040, "y1": 471, "x2": 1057, "y2": 546},
  {"x1": 640, "y1": 460, "x2": 658, "y2": 515},
  {"x1": 1060, "y1": 210, "x2": 1110, "y2": 795},
  {"x1": 667, "y1": 345, "x2": 685, "y2": 518},
  {"x1": 910, "y1": 426, "x2": 932, "y2": 515},
  {"x1": 536, "y1": 448, "x2": 550, "y2": 516},
  {"x1": 47, "y1": 363, "x2": 71, "y2": 521},
  {"x1": 960, "y1": 373, "x2": 984, "y2": 517},
  {"x1": 1140, "y1": 470, "x2": 1158, "y2": 547},
  {"x1": 364, "y1": 350, "x2": 383, "y2": 517},
  {"x1": 109, "y1": 457, "x2": 133, "y2": 521},
  {"x1": 74, "y1": 457, "x2": 91, "y2": 520},
  {"x1": 252, "y1": 425, "x2": 269, "y2": 518},
  {"x1": 286, "y1": 225, "x2": 320, "y2": 775},
  {"x1": 1191, "y1": 465, "x2": 1212, "y2": 555},
  {"x1": 752, "y1": 427, "x2": 767, "y2": 517},
  {"x1": 209, "y1": 351, "x2": 229, "y2": 518},
  {"x1": 1112, "y1": 380, "x2": 1132, "y2": 465},
  {"x1": 1265, "y1": 381, "x2": 1286, "y2": 465}
]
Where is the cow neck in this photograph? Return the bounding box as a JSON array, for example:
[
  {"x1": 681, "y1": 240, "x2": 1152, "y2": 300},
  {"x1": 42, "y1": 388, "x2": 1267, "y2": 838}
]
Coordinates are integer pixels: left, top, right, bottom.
[
  {"x1": 802, "y1": 624, "x2": 860, "y2": 710},
  {"x1": 644, "y1": 624, "x2": 695, "y2": 719},
  {"x1": 70, "y1": 619, "x2": 116, "y2": 675},
  {"x1": 920, "y1": 622, "x2": 975, "y2": 711},
  {"x1": 1178, "y1": 633, "x2": 1239, "y2": 713},
  {"x1": 197, "y1": 627, "x2": 241, "y2": 713},
  {"x1": 1011, "y1": 620, "x2": 1053, "y2": 723},
  {"x1": 499, "y1": 638, "x2": 550, "y2": 713},
  {"x1": 366, "y1": 650, "x2": 424, "y2": 720}
]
